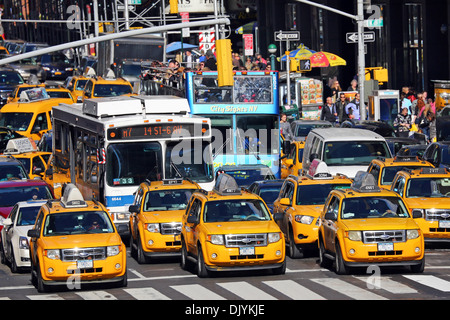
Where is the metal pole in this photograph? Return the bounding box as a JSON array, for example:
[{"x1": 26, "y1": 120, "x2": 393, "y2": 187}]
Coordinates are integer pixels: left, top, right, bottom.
[
  {"x1": 357, "y1": 0, "x2": 366, "y2": 120},
  {"x1": 124, "y1": 0, "x2": 130, "y2": 30},
  {"x1": 0, "y1": 18, "x2": 231, "y2": 66}
]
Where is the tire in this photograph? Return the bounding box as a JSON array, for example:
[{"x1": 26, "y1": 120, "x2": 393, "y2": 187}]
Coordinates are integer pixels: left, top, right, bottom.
[
  {"x1": 410, "y1": 258, "x2": 425, "y2": 273},
  {"x1": 129, "y1": 234, "x2": 137, "y2": 259},
  {"x1": 136, "y1": 234, "x2": 149, "y2": 264},
  {"x1": 36, "y1": 264, "x2": 48, "y2": 293},
  {"x1": 0, "y1": 240, "x2": 6, "y2": 265},
  {"x1": 318, "y1": 238, "x2": 332, "y2": 269},
  {"x1": 335, "y1": 241, "x2": 350, "y2": 275},
  {"x1": 288, "y1": 227, "x2": 303, "y2": 259},
  {"x1": 117, "y1": 270, "x2": 128, "y2": 288},
  {"x1": 272, "y1": 259, "x2": 286, "y2": 275},
  {"x1": 196, "y1": 246, "x2": 210, "y2": 278},
  {"x1": 180, "y1": 239, "x2": 193, "y2": 271}
]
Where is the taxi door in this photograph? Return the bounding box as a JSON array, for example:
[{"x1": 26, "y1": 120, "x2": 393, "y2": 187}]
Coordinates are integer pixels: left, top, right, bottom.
[
  {"x1": 28, "y1": 209, "x2": 45, "y2": 267},
  {"x1": 184, "y1": 197, "x2": 202, "y2": 256},
  {"x1": 29, "y1": 112, "x2": 51, "y2": 141},
  {"x1": 322, "y1": 195, "x2": 340, "y2": 252}
]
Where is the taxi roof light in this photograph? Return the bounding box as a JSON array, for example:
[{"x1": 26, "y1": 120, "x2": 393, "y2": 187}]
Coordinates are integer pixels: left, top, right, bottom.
[
  {"x1": 393, "y1": 155, "x2": 419, "y2": 162},
  {"x1": 3, "y1": 137, "x2": 37, "y2": 155},
  {"x1": 420, "y1": 167, "x2": 448, "y2": 175},
  {"x1": 306, "y1": 159, "x2": 333, "y2": 180},
  {"x1": 61, "y1": 184, "x2": 88, "y2": 208},
  {"x1": 351, "y1": 171, "x2": 380, "y2": 193},
  {"x1": 213, "y1": 173, "x2": 241, "y2": 196}
]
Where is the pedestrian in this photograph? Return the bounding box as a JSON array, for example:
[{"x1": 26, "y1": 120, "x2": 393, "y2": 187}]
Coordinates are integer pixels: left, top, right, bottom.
[
  {"x1": 321, "y1": 96, "x2": 338, "y2": 124},
  {"x1": 245, "y1": 56, "x2": 253, "y2": 70},
  {"x1": 280, "y1": 113, "x2": 294, "y2": 141},
  {"x1": 204, "y1": 50, "x2": 217, "y2": 70},
  {"x1": 393, "y1": 105, "x2": 412, "y2": 137},
  {"x1": 417, "y1": 104, "x2": 435, "y2": 143},
  {"x1": 329, "y1": 80, "x2": 342, "y2": 103},
  {"x1": 347, "y1": 79, "x2": 358, "y2": 92},
  {"x1": 185, "y1": 50, "x2": 193, "y2": 69},
  {"x1": 335, "y1": 92, "x2": 349, "y2": 123},
  {"x1": 401, "y1": 92, "x2": 412, "y2": 115},
  {"x1": 232, "y1": 52, "x2": 243, "y2": 69}
]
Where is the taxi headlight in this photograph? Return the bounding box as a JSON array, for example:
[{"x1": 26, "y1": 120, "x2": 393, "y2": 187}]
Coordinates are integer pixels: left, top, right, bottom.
[
  {"x1": 207, "y1": 234, "x2": 224, "y2": 245},
  {"x1": 295, "y1": 215, "x2": 314, "y2": 225},
  {"x1": 45, "y1": 249, "x2": 60, "y2": 260},
  {"x1": 268, "y1": 232, "x2": 281, "y2": 243},
  {"x1": 347, "y1": 231, "x2": 362, "y2": 241},
  {"x1": 407, "y1": 229, "x2": 420, "y2": 240},
  {"x1": 107, "y1": 245, "x2": 120, "y2": 257},
  {"x1": 146, "y1": 223, "x2": 160, "y2": 233}
]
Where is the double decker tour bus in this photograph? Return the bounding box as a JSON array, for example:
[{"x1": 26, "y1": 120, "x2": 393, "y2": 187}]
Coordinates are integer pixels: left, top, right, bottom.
[
  {"x1": 50, "y1": 95, "x2": 214, "y2": 237},
  {"x1": 184, "y1": 70, "x2": 281, "y2": 177}
]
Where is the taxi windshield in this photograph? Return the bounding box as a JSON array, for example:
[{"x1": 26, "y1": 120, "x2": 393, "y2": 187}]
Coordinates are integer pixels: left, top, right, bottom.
[
  {"x1": 380, "y1": 165, "x2": 431, "y2": 185},
  {"x1": 341, "y1": 196, "x2": 410, "y2": 219},
  {"x1": 297, "y1": 183, "x2": 351, "y2": 205},
  {"x1": 406, "y1": 177, "x2": 450, "y2": 198},
  {"x1": 0, "y1": 112, "x2": 33, "y2": 131},
  {"x1": 0, "y1": 186, "x2": 52, "y2": 207},
  {"x1": 43, "y1": 211, "x2": 114, "y2": 236},
  {"x1": 75, "y1": 79, "x2": 88, "y2": 90},
  {"x1": 93, "y1": 84, "x2": 132, "y2": 97},
  {"x1": 220, "y1": 169, "x2": 275, "y2": 187},
  {"x1": 143, "y1": 189, "x2": 195, "y2": 211},
  {"x1": 204, "y1": 199, "x2": 271, "y2": 222}
]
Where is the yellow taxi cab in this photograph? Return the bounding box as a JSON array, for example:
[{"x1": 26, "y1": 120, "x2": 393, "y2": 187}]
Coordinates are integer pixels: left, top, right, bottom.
[
  {"x1": 41, "y1": 153, "x2": 71, "y2": 199},
  {"x1": 281, "y1": 140, "x2": 305, "y2": 179},
  {"x1": 45, "y1": 85, "x2": 75, "y2": 104},
  {"x1": 128, "y1": 179, "x2": 200, "y2": 263},
  {"x1": 273, "y1": 159, "x2": 353, "y2": 258},
  {"x1": 0, "y1": 46, "x2": 9, "y2": 56},
  {"x1": 82, "y1": 69, "x2": 134, "y2": 102},
  {"x1": 367, "y1": 155, "x2": 434, "y2": 190},
  {"x1": 391, "y1": 167, "x2": 450, "y2": 242},
  {"x1": 180, "y1": 174, "x2": 285, "y2": 277},
  {"x1": 64, "y1": 74, "x2": 90, "y2": 103},
  {"x1": 7, "y1": 83, "x2": 45, "y2": 104},
  {"x1": 318, "y1": 171, "x2": 424, "y2": 275},
  {"x1": 0, "y1": 87, "x2": 54, "y2": 141},
  {"x1": 27, "y1": 184, "x2": 127, "y2": 292},
  {"x1": 2, "y1": 137, "x2": 51, "y2": 179}
]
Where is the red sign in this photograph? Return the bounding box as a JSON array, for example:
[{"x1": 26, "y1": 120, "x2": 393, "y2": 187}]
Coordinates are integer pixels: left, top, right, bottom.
[{"x1": 243, "y1": 34, "x2": 253, "y2": 56}]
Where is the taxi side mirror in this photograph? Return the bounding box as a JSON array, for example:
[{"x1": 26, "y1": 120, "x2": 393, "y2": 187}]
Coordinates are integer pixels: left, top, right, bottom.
[
  {"x1": 27, "y1": 229, "x2": 40, "y2": 238},
  {"x1": 412, "y1": 210, "x2": 422, "y2": 219},
  {"x1": 187, "y1": 215, "x2": 198, "y2": 224},
  {"x1": 273, "y1": 212, "x2": 283, "y2": 221},
  {"x1": 129, "y1": 205, "x2": 139, "y2": 213},
  {"x1": 324, "y1": 212, "x2": 337, "y2": 221},
  {"x1": 279, "y1": 198, "x2": 290, "y2": 206}
]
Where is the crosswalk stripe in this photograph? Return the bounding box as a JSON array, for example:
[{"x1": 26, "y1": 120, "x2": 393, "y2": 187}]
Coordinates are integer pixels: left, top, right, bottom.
[
  {"x1": 218, "y1": 281, "x2": 277, "y2": 300},
  {"x1": 75, "y1": 290, "x2": 118, "y2": 300},
  {"x1": 27, "y1": 294, "x2": 65, "y2": 300},
  {"x1": 262, "y1": 280, "x2": 325, "y2": 300},
  {"x1": 310, "y1": 278, "x2": 388, "y2": 300},
  {"x1": 403, "y1": 275, "x2": 450, "y2": 292},
  {"x1": 124, "y1": 287, "x2": 170, "y2": 300},
  {"x1": 354, "y1": 276, "x2": 418, "y2": 294},
  {"x1": 171, "y1": 284, "x2": 226, "y2": 300}
]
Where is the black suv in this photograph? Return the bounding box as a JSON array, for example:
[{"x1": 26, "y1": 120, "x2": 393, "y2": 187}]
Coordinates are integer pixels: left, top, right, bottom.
[
  {"x1": 422, "y1": 141, "x2": 450, "y2": 169},
  {"x1": 0, "y1": 156, "x2": 29, "y2": 181},
  {"x1": 0, "y1": 68, "x2": 25, "y2": 107}
]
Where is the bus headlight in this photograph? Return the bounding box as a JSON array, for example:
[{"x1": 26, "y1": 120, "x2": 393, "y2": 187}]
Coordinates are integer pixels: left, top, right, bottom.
[{"x1": 407, "y1": 229, "x2": 420, "y2": 240}]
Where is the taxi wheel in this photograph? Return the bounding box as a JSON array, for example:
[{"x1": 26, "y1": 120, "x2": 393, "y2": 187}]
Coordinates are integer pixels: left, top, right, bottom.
[
  {"x1": 137, "y1": 234, "x2": 149, "y2": 264},
  {"x1": 288, "y1": 228, "x2": 303, "y2": 259},
  {"x1": 410, "y1": 258, "x2": 425, "y2": 273},
  {"x1": 318, "y1": 238, "x2": 332, "y2": 269},
  {"x1": 272, "y1": 260, "x2": 286, "y2": 275},
  {"x1": 196, "y1": 245, "x2": 210, "y2": 278},
  {"x1": 180, "y1": 239, "x2": 193, "y2": 271},
  {"x1": 335, "y1": 242, "x2": 350, "y2": 275},
  {"x1": 36, "y1": 264, "x2": 48, "y2": 293}
]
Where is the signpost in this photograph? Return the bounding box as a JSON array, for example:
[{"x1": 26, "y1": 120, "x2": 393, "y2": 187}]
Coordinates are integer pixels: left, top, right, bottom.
[
  {"x1": 243, "y1": 34, "x2": 253, "y2": 56},
  {"x1": 346, "y1": 31, "x2": 375, "y2": 43},
  {"x1": 274, "y1": 31, "x2": 300, "y2": 41}
]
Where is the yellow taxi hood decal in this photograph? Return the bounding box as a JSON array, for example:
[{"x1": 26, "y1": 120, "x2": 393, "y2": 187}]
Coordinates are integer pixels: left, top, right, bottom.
[
  {"x1": 203, "y1": 221, "x2": 281, "y2": 235},
  {"x1": 41, "y1": 233, "x2": 122, "y2": 249},
  {"x1": 341, "y1": 218, "x2": 419, "y2": 231},
  {"x1": 141, "y1": 210, "x2": 185, "y2": 223},
  {"x1": 404, "y1": 197, "x2": 450, "y2": 209}
]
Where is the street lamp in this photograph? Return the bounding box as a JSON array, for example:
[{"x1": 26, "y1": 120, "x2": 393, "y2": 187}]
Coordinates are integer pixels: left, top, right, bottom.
[{"x1": 268, "y1": 44, "x2": 277, "y2": 70}]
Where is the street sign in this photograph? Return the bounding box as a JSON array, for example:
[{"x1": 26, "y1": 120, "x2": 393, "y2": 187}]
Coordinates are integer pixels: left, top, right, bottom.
[
  {"x1": 346, "y1": 31, "x2": 375, "y2": 44},
  {"x1": 274, "y1": 31, "x2": 300, "y2": 41},
  {"x1": 364, "y1": 18, "x2": 383, "y2": 28},
  {"x1": 243, "y1": 34, "x2": 253, "y2": 56}
]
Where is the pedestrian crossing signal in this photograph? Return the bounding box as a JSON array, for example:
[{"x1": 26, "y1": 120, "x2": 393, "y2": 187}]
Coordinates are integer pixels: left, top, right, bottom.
[{"x1": 290, "y1": 58, "x2": 311, "y2": 72}]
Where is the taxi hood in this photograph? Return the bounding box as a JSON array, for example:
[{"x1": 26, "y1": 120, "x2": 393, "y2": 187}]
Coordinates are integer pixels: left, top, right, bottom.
[
  {"x1": 40, "y1": 233, "x2": 123, "y2": 249},
  {"x1": 141, "y1": 210, "x2": 184, "y2": 223},
  {"x1": 341, "y1": 218, "x2": 419, "y2": 231},
  {"x1": 404, "y1": 197, "x2": 450, "y2": 209},
  {"x1": 203, "y1": 220, "x2": 281, "y2": 235}
]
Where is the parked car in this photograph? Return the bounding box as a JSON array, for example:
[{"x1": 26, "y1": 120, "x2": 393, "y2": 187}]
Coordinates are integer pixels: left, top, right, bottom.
[{"x1": 0, "y1": 200, "x2": 47, "y2": 272}]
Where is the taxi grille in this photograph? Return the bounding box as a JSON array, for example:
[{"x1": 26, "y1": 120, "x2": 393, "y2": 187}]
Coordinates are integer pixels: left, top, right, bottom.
[
  {"x1": 160, "y1": 222, "x2": 182, "y2": 235},
  {"x1": 425, "y1": 209, "x2": 450, "y2": 221},
  {"x1": 362, "y1": 230, "x2": 406, "y2": 243},
  {"x1": 61, "y1": 247, "x2": 106, "y2": 262},
  {"x1": 225, "y1": 234, "x2": 267, "y2": 247}
]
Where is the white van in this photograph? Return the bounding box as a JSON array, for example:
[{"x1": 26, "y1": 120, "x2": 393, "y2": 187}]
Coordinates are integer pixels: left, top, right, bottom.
[{"x1": 301, "y1": 128, "x2": 392, "y2": 178}]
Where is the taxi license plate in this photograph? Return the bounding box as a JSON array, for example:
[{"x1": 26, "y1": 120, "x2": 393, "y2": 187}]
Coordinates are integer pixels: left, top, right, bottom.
[
  {"x1": 77, "y1": 260, "x2": 93, "y2": 269},
  {"x1": 439, "y1": 220, "x2": 450, "y2": 228},
  {"x1": 55, "y1": 72, "x2": 62, "y2": 75},
  {"x1": 378, "y1": 242, "x2": 394, "y2": 251},
  {"x1": 240, "y1": 247, "x2": 255, "y2": 255}
]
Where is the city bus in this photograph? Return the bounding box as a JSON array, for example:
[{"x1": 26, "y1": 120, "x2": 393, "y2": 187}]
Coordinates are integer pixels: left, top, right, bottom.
[
  {"x1": 184, "y1": 70, "x2": 281, "y2": 177},
  {"x1": 50, "y1": 95, "x2": 214, "y2": 237}
]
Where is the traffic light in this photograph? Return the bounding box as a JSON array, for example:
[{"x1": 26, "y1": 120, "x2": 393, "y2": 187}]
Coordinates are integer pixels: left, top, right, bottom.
[
  {"x1": 216, "y1": 39, "x2": 233, "y2": 87},
  {"x1": 169, "y1": 0, "x2": 178, "y2": 14}
]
